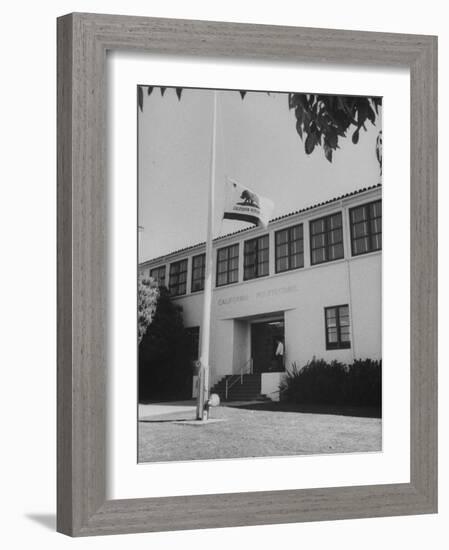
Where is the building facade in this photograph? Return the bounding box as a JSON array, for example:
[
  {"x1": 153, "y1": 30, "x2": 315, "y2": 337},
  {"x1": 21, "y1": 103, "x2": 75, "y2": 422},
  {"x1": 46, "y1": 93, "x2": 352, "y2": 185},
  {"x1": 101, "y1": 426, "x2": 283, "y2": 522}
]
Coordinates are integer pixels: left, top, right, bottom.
[{"x1": 139, "y1": 185, "x2": 382, "y2": 400}]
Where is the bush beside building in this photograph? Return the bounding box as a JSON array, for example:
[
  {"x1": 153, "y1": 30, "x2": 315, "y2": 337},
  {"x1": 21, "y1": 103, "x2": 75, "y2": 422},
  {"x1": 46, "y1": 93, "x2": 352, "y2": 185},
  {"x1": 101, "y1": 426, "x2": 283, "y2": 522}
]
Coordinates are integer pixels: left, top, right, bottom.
[
  {"x1": 139, "y1": 287, "x2": 194, "y2": 402},
  {"x1": 280, "y1": 358, "x2": 381, "y2": 409}
]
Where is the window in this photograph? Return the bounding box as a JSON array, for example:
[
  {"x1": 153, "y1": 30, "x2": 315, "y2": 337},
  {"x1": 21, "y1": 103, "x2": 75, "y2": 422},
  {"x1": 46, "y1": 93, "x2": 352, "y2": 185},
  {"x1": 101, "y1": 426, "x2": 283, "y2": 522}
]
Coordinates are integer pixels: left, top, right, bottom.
[
  {"x1": 244, "y1": 235, "x2": 269, "y2": 280},
  {"x1": 275, "y1": 224, "x2": 304, "y2": 273},
  {"x1": 216, "y1": 244, "x2": 239, "y2": 287},
  {"x1": 310, "y1": 212, "x2": 344, "y2": 265},
  {"x1": 149, "y1": 265, "x2": 166, "y2": 287},
  {"x1": 186, "y1": 326, "x2": 200, "y2": 361},
  {"x1": 191, "y1": 253, "x2": 205, "y2": 292},
  {"x1": 350, "y1": 200, "x2": 382, "y2": 256},
  {"x1": 168, "y1": 259, "x2": 188, "y2": 296},
  {"x1": 324, "y1": 305, "x2": 351, "y2": 350}
]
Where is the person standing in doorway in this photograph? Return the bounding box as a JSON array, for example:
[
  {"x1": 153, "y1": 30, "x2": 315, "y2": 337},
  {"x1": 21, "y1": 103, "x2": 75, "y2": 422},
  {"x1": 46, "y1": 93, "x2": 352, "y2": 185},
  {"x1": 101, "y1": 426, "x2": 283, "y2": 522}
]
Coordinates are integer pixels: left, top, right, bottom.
[{"x1": 275, "y1": 338, "x2": 284, "y2": 371}]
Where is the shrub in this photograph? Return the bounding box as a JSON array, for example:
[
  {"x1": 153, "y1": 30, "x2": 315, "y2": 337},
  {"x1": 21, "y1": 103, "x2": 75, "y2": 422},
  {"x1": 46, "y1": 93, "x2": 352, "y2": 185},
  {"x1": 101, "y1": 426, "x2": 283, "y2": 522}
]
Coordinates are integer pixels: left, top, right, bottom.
[
  {"x1": 346, "y1": 359, "x2": 382, "y2": 407},
  {"x1": 280, "y1": 358, "x2": 381, "y2": 408},
  {"x1": 138, "y1": 287, "x2": 194, "y2": 402},
  {"x1": 138, "y1": 276, "x2": 159, "y2": 344}
]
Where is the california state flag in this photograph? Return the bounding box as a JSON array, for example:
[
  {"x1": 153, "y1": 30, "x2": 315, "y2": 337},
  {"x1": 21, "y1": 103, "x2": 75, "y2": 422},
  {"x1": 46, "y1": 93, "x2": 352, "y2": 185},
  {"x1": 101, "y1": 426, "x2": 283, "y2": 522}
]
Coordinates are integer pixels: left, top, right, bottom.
[{"x1": 223, "y1": 178, "x2": 274, "y2": 228}]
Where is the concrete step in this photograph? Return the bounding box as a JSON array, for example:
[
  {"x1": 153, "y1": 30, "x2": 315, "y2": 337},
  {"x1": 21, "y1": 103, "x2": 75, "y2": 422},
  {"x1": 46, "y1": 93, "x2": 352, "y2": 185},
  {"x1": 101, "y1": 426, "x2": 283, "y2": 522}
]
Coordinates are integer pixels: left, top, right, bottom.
[{"x1": 210, "y1": 373, "x2": 264, "y2": 402}]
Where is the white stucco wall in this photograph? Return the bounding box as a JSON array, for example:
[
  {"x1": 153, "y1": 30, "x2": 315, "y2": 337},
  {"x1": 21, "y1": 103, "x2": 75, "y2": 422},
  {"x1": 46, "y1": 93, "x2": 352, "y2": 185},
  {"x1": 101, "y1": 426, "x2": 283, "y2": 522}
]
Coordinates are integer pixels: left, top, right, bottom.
[{"x1": 261, "y1": 373, "x2": 285, "y2": 401}]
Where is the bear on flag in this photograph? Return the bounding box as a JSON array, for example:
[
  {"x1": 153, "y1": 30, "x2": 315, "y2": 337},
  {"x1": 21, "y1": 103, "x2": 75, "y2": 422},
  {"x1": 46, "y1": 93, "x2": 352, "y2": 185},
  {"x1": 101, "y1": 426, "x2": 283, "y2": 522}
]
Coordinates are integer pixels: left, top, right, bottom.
[{"x1": 223, "y1": 178, "x2": 274, "y2": 228}]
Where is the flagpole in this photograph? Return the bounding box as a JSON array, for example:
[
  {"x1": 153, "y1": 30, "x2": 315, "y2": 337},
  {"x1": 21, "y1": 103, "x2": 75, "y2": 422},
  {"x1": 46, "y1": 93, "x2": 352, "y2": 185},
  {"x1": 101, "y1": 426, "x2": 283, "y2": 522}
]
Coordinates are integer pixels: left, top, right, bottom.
[{"x1": 196, "y1": 90, "x2": 217, "y2": 420}]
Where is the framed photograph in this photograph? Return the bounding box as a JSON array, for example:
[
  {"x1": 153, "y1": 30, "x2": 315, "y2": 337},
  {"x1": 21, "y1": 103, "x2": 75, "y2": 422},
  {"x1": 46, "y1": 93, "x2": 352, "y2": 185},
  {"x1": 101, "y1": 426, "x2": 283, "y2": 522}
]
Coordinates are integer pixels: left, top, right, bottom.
[{"x1": 57, "y1": 13, "x2": 437, "y2": 536}]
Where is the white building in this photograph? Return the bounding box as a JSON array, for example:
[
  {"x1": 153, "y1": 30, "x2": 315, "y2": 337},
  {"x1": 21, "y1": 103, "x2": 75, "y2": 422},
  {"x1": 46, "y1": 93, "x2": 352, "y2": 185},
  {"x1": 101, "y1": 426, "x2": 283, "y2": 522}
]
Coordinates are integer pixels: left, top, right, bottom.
[{"x1": 139, "y1": 185, "x2": 382, "y2": 401}]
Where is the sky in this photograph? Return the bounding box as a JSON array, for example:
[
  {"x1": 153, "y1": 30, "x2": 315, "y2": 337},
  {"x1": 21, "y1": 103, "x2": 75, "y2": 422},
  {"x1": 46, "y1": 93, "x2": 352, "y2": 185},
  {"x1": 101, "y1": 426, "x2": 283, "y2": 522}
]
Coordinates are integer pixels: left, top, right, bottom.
[{"x1": 138, "y1": 87, "x2": 381, "y2": 262}]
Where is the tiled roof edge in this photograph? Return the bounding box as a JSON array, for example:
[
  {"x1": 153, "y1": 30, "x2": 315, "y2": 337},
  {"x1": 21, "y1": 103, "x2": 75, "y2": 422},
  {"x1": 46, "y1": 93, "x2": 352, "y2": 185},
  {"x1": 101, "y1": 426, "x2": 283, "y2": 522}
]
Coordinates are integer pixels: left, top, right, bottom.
[{"x1": 140, "y1": 183, "x2": 382, "y2": 265}]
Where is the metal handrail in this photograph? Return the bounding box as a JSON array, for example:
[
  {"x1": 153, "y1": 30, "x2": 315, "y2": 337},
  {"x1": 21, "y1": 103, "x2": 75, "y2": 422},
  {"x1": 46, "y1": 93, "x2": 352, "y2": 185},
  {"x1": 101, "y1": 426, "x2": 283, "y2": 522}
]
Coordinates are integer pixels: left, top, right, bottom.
[{"x1": 224, "y1": 358, "x2": 253, "y2": 400}]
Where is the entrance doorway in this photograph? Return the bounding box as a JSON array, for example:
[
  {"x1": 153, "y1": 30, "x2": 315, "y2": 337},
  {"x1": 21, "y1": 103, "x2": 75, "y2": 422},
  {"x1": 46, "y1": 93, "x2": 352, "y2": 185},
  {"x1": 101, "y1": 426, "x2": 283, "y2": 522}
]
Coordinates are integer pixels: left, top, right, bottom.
[{"x1": 251, "y1": 318, "x2": 285, "y2": 373}]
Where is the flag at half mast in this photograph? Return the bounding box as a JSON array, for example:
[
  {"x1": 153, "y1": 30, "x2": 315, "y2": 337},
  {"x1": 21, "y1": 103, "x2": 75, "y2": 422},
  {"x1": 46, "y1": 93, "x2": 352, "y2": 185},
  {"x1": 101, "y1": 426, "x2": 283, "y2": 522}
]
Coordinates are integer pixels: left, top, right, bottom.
[{"x1": 223, "y1": 178, "x2": 274, "y2": 228}]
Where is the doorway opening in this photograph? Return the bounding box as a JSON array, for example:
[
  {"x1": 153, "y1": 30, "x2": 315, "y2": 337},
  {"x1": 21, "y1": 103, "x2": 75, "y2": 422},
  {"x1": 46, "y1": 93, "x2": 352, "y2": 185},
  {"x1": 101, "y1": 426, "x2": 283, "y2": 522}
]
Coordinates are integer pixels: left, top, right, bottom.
[{"x1": 251, "y1": 317, "x2": 285, "y2": 373}]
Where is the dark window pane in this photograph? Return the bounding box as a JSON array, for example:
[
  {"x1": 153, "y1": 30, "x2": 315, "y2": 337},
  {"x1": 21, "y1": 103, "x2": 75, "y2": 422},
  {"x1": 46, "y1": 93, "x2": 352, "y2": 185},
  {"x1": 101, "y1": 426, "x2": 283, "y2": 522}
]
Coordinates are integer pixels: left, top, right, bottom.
[
  {"x1": 354, "y1": 221, "x2": 368, "y2": 238},
  {"x1": 191, "y1": 254, "x2": 205, "y2": 292},
  {"x1": 325, "y1": 304, "x2": 351, "y2": 350},
  {"x1": 350, "y1": 200, "x2": 382, "y2": 256},
  {"x1": 329, "y1": 214, "x2": 342, "y2": 229},
  {"x1": 229, "y1": 257, "x2": 239, "y2": 270},
  {"x1": 329, "y1": 228, "x2": 342, "y2": 244},
  {"x1": 330, "y1": 243, "x2": 344, "y2": 260},
  {"x1": 277, "y1": 257, "x2": 288, "y2": 271},
  {"x1": 290, "y1": 254, "x2": 301, "y2": 269},
  {"x1": 278, "y1": 243, "x2": 288, "y2": 257},
  {"x1": 312, "y1": 234, "x2": 325, "y2": 248},
  {"x1": 311, "y1": 219, "x2": 325, "y2": 234},
  {"x1": 276, "y1": 225, "x2": 304, "y2": 273},
  {"x1": 150, "y1": 266, "x2": 166, "y2": 287},
  {"x1": 216, "y1": 244, "x2": 240, "y2": 286},
  {"x1": 277, "y1": 230, "x2": 288, "y2": 244},
  {"x1": 312, "y1": 248, "x2": 325, "y2": 264},
  {"x1": 310, "y1": 212, "x2": 344, "y2": 265},
  {"x1": 291, "y1": 225, "x2": 301, "y2": 240},
  {"x1": 169, "y1": 259, "x2": 187, "y2": 296},
  {"x1": 373, "y1": 234, "x2": 382, "y2": 249},
  {"x1": 372, "y1": 201, "x2": 382, "y2": 217},
  {"x1": 351, "y1": 207, "x2": 366, "y2": 223},
  {"x1": 244, "y1": 235, "x2": 269, "y2": 280}
]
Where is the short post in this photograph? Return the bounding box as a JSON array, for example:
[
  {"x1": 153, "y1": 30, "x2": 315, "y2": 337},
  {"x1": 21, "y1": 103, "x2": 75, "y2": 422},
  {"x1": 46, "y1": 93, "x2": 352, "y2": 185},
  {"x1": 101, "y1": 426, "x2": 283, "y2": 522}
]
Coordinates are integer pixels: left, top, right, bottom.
[{"x1": 196, "y1": 363, "x2": 205, "y2": 420}]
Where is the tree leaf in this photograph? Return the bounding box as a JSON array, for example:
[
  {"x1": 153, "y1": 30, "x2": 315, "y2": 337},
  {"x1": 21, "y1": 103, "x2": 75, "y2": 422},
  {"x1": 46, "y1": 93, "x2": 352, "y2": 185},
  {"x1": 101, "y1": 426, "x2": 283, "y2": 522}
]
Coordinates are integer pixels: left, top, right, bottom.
[
  {"x1": 175, "y1": 87, "x2": 183, "y2": 100},
  {"x1": 327, "y1": 128, "x2": 338, "y2": 148},
  {"x1": 366, "y1": 104, "x2": 376, "y2": 125},
  {"x1": 305, "y1": 132, "x2": 316, "y2": 155},
  {"x1": 297, "y1": 94, "x2": 309, "y2": 110},
  {"x1": 138, "y1": 86, "x2": 143, "y2": 111},
  {"x1": 239, "y1": 90, "x2": 247, "y2": 99},
  {"x1": 288, "y1": 93, "x2": 295, "y2": 109},
  {"x1": 147, "y1": 86, "x2": 153, "y2": 96},
  {"x1": 160, "y1": 87, "x2": 166, "y2": 96},
  {"x1": 352, "y1": 128, "x2": 360, "y2": 144},
  {"x1": 324, "y1": 144, "x2": 333, "y2": 162}
]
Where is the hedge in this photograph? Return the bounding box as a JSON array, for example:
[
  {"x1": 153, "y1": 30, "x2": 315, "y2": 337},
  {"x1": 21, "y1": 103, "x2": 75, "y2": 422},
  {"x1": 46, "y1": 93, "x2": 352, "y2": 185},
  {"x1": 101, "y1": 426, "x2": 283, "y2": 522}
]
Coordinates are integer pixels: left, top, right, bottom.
[{"x1": 280, "y1": 358, "x2": 381, "y2": 408}]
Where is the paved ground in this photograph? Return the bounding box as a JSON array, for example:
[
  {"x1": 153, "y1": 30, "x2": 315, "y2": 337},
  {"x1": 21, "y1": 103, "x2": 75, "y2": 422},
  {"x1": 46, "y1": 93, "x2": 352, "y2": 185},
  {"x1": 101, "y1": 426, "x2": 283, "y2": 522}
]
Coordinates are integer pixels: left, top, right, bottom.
[
  {"x1": 138, "y1": 400, "x2": 382, "y2": 463},
  {"x1": 139, "y1": 401, "x2": 196, "y2": 420}
]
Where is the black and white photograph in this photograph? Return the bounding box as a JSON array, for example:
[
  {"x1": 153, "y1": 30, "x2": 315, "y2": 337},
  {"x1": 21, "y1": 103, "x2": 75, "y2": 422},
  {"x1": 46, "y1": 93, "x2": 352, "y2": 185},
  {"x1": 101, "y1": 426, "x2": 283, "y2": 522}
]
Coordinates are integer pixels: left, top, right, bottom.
[
  {"x1": 137, "y1": 85, "x2": 382, "y2": 463},
  {"x1": 0, "y1": 0, "x2": 442, "y2": 544}
]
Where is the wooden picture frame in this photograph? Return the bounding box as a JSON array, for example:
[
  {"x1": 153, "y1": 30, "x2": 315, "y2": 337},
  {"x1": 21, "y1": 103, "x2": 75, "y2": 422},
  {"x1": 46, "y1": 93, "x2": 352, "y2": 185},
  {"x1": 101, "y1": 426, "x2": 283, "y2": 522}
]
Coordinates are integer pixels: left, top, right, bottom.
[{"x1": 57, "y1": 12, "x2": 437, "y2": 536}]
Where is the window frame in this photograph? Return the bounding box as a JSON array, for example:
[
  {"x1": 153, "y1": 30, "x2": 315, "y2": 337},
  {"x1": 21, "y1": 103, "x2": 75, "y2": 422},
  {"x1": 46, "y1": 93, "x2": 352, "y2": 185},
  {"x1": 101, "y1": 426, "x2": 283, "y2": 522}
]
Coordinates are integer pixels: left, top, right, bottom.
[
  {"x1": 324, "y1": 304, "x2": 351, "y2": 350},
  {"x1": 216, "y1": 243, "x2": 239, "y2": 287},
  {"x1": 168, "y1": 258, "x2": 188, "y2": 297},
  {"x1": 349, "y1": 199, "x2": 382, "y2": 256},
  {"x1": 275, "y1": 224, "x2": 304, "y2": 273},
  {"x1": 149, "y1": 265, "x2": 166, "y2": 288},
  {"x1": 191, "y1": 253, "x2": 206, "y2": 293},
  {"x1": 309, "y1": 211, "x2": 344, "y2": 265},
  {"x1": 243, "y1": 234, "x2": 270, "y2": 281}
]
